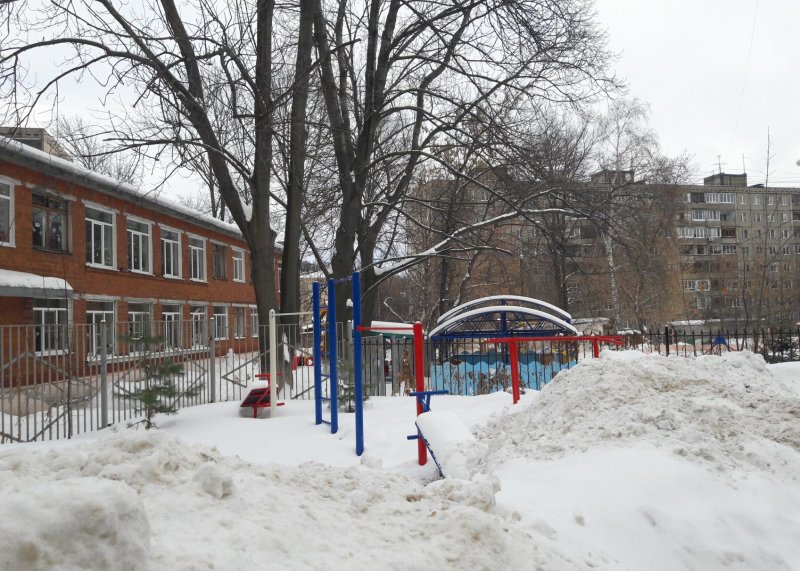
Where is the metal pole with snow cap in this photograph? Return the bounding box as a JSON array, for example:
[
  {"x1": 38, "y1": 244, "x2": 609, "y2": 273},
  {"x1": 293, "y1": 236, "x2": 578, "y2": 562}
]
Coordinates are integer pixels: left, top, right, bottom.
[{"x1": 269, "y1": 309, "x2": 278, "y2": 415}]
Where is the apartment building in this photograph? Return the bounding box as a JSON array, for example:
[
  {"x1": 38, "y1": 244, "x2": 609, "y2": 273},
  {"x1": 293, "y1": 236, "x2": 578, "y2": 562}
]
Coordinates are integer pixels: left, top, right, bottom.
[
  {"x1": 677, "y1": 173, "x2": 800, "y2": 324},
  {"x1": 412, "y1": 170, "x2": 800, "y2": 327},
  {"x1": 0, "y1": 136, "x2": 281, "y2": 358}
]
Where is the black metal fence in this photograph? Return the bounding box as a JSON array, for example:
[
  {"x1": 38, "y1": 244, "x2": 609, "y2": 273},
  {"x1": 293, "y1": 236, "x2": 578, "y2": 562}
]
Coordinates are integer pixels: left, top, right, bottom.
[{"x1": 623, "y1": 327, "x2": 800, "y2": 364}]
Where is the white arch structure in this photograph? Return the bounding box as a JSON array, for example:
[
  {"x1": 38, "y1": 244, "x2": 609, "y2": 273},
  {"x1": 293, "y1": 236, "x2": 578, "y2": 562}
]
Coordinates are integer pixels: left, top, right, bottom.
[
  {"x1": 436, "y1": 295, "x2": 572, "y2": 325},
  {"x1": 429, "y1": 305, "x2": 577, "y2": 338}
]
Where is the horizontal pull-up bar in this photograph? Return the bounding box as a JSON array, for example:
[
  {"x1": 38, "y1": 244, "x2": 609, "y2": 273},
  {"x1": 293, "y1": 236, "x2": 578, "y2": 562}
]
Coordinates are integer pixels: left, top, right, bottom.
[
  {"x1": 356, "y1": 325, "x2": 414, "y2": 332},
  {"x1": 489, "y1": 335, "x2": 624, "y2": 345}
]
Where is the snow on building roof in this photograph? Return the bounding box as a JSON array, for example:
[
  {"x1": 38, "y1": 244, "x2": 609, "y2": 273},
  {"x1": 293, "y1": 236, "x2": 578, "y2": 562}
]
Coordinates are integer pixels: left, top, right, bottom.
[
  {"x1": 0, "y1": 269, "x2": 73, "y2": 298},
  {"x1": 0, "y1": 136, "x2": 282, "y2": 250}
]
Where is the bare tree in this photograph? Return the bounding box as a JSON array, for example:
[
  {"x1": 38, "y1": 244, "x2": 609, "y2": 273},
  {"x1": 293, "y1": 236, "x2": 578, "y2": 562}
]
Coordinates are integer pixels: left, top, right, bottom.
[
  {"x1": 310, "y1": 0, "x2": 616, "y2": 322},
  {"x1": 1, "y1": 0, "x2": 310, "y2": 345},
  {"x1": 55, "y1": 116, "x2": 142, "y2": 186}
]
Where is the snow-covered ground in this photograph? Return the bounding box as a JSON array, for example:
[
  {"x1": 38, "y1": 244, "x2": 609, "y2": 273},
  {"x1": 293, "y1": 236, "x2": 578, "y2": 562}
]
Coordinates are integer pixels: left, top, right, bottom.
[{"x1": 1, "y1": 351, "x2": 799, "y2": 570}]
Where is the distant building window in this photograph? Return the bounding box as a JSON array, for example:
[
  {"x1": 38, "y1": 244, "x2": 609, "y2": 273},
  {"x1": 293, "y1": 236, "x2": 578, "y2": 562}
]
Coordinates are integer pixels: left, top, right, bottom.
[
  {"x1": 162, "y1": 303, "x2": 182, "y2": 349},
  {"x1": 126, "y1": 219, "x2": 151, "y2": 273},
  {"x1": 251, "y1": 306, "x2": 258, "y2": 337},
  {"x1": 128, "y1": 302, "x2": 152, "y2": 352},
  {"x1": 781, "y1": 196, "x2": 788, "y2": 206},
  {"x1": 213, "y1": 305, "x2": 228, "y2": 340},
  {"x1": 33, "y1": 298, "x2": 69, "y2": 353},
  {"x1": 0, "y1": 180, "x2": 14, "y2": 246},
  {"x1": 189, "y1": 237, "x2": 206, "y2": 281},
  {"x1": 768, "y1": 196, "x2": 774, "y2": 206},
  {"x1": 85, "y1": 206, "x2": 115, "y2": 267},
  {"x1": 212, "y1": 243, "x2": 227, "y2": 279},
  {"x1": 752, "y1": 196, "x2": 760, "y2": 206},
  {"x1": 34, "y1": 192, "x2": 69, "y2": 252},
  {"x1": 86, "y1": 300, "x2": 115, "y2": 356},
  {"x1": 232, "y1": 248, "x2": 245, "y2": 282},
  {"x1": 161, "y1": 229, "x2": 181, "y2": 278},
  {"x1": 233, "y1": 306, "x2": 246, "y2": 339},
  {"x1": 190, "y1": 305, "x2": 207, "y2": 347}
]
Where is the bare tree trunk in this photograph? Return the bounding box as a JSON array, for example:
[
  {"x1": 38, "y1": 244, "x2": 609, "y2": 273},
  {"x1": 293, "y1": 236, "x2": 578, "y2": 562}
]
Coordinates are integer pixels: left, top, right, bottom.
[{"x1": 280, "y1": 0, "x2": 314, "y2": 324}]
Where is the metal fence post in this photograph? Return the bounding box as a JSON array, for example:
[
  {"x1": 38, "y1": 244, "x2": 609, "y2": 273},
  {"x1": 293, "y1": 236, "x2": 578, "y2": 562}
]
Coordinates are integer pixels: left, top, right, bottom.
[
  {"x1": 209, "y1": 317, "x2": 217, "y2": 403},
  {"x1": 269, "y1": 309, "x2": 278, "y2": 415},
  {"x1": 100, "y1": 320, "x2": 109, "y2": 428},
  {"x1": 664, "y1": 326, "x2": 670, "y2": 356}
]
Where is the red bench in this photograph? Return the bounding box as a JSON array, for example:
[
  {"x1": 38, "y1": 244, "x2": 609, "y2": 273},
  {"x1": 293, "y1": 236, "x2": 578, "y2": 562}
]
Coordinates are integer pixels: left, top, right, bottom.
[{"x1": 240, "y1": 374, "x2": 285, "y2": 418}]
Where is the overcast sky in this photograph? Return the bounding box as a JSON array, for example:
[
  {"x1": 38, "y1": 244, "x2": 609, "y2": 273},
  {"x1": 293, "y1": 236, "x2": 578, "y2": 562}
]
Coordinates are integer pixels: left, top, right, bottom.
[
  {"x1": 594, "y1": 0, "x2": 800, "y2": 186},
  {"x1": 13, "y1": 0, "x2": 800, "y2": 193}
]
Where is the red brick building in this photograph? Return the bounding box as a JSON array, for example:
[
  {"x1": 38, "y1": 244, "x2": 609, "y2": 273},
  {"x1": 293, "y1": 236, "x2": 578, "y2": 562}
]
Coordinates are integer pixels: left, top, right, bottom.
[{"x1": 0, "y1": 136, "x2": 279, "y2": 359}]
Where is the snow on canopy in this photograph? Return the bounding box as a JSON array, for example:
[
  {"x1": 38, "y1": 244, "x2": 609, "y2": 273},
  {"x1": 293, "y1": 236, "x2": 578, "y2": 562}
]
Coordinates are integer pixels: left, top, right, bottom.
[
  {"x1": 0, "y1": 269, "x2": 73, "y2": 297},
  {"x1": 430, "y1": 296, "x2": 576, "y2": 339}
]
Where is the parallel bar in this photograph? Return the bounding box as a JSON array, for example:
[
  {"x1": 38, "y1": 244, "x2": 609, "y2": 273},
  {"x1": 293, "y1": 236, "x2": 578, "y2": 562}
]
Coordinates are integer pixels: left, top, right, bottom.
[
  {"x1": 353, "y1": 272, "x2": 364, "y2": 456},
  {"x1": 312, "y1": 282, "x2": 323, "y2": 425},
  {"x1": 327, "y1": 279, "x2": 338, "y2": 433}
]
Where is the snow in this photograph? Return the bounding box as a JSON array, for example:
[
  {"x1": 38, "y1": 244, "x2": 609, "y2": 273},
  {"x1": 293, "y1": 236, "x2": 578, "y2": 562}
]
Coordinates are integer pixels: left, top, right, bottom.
[
  {"x1": 416, "y1": 410, "x2": 480, "y2": 479},
  {"x1": 0, "y1": 269, "x2": 73, "y2": 292},
  {"x1": 1, "y1": 351, "x2": 799, "y2": 570}
]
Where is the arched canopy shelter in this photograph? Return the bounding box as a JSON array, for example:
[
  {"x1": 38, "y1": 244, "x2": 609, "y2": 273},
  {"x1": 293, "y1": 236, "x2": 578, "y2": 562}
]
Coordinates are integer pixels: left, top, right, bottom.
[{"x1": 429, "y1": 296, "x2": 577, "y2": 340}]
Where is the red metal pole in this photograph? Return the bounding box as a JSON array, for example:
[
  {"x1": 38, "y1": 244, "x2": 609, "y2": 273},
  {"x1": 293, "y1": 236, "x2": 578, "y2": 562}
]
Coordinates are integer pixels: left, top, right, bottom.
[
  {"x1": 413, "y1": 321, "x2": 427, "y2": 465},
  {"x1": 509, "y1": 341, "x2": 520, "y2": 404},
  {"x1": 592, "y1": 338, "x2": 600, "y2": 358}
]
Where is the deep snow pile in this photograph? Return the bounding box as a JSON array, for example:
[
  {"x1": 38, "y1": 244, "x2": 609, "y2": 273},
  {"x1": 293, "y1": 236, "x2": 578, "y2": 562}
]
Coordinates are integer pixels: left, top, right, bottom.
[
  {"x1": 475, "y1": 350, "x2": 800, "y2": 478},
  {"x1": 0, "y1": 431, "x2": 573, "y2": 571}
]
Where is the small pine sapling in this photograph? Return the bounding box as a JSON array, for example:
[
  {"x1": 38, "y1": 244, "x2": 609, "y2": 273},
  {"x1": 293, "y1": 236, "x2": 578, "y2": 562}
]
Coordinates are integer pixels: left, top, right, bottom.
[{"x1": 117, "y1": 333, "x2": 199, "y2": 429}]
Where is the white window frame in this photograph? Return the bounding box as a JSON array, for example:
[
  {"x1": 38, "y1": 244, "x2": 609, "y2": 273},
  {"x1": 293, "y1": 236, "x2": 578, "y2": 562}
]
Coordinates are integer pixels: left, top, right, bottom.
[
  {"x1": 232, "y1": 247, "x2": 245, "y2": 283},
  {"x1": 250, "y1": 306, "x2": 258, "y2": 338},
  {"x1": 212, "y1": 305, "x2": 228, "y2": 340},
  {"x1": 33, "y1": 298, "x2": 70, "y2": 355},
  {"x1": 161, "y1": 227, "x2": 182, "y2": 279},
  {"x1": 127, "y1": 302, "x2": 153, "y2": 353},
  {"x1": 85, "y1": 203, "x2": 116, "y2": 269},
  {"x1": 232, "y1": 305, "x2": 247, "y2": 339},
  {"x1": 161, "y1": 303, "x2": 183, "y2": 349},
  {"x1": 190, "y1": 305, "x2": 207, "y2": 347},
  {"x1": 0, "y1": 176, "x2": 16, "y2": 248},
  {"x1": 126, "y1": 216, "x2": 153, "y2": 274},
  {"x1": 188, "y1": 235, "x2": 207, "y2": 282},
  {"x1": 86, "y1": 300, "x2": 116, "y2": 357}
]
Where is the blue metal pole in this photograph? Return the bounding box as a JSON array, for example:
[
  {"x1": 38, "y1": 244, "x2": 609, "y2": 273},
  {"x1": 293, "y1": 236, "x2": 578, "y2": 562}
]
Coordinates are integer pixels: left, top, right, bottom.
[
  {"x1": 327, "y1": 278, "x2": 338, "y2": 433},
  {"x1": 352, "y1": 271, "x2": 364, "y2": 455},
  {"x1": 312, "y1": 282, "x2": 322, "y2": 425}
]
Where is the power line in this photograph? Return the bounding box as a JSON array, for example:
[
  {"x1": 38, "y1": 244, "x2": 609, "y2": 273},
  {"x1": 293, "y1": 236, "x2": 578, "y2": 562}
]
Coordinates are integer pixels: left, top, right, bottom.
[{"x1": 726, "y1": 0, "x2": 760, "y2": 156}]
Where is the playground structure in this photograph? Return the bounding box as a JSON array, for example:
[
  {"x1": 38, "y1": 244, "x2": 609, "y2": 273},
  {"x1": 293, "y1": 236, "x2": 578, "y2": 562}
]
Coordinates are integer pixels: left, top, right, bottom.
[{"x1": 306, "y1": 276, "x2": 624, "y2": 471}]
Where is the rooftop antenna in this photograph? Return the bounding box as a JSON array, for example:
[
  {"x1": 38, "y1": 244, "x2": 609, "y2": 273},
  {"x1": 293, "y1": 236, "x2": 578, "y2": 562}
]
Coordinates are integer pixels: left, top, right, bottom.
[
  {"x1": 717, "y1": 155, "x2": 723, "y2": 174},
  {"x1": 742, "y1": 154, "x2": 746, "y2": 173}
]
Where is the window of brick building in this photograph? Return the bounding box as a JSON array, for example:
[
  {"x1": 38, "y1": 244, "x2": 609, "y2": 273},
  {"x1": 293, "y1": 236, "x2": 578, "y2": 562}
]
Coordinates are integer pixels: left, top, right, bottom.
[
  {"x1": 128, "y1": 302, "x2": 152, "y2": 352},
  {"x1": 232, "y1": 248, "x2": 245, "y2": 282},
  {"x1": 33, "y1": 298, "x2": 69, "y2": 353},
  {"x1": 85, "y1": 205, "x2": 115, "y2": 267},
  {"x1": 0, "y1": 179, "x2": 14, "y2": 246},
  {"x1": 34, "y1": 192, "x2": 69, "y2": 252},
  {"x1": 213, "y1": 305, "x2": 228, "y2": 340},
  {"x1": 127, "y1": 219, "x2": 152, "y2": 273},
  {"x1": 86, "y1": 301, "x2": 116, "y2": 357},
  {"x1": 212, "y1": 243, "x2": 227, "y2": 279},
  {"x1": 162, "y1": 304, "x2": 182, "y2": 348},
  {"x1": 189, "y1": 236, "x2": 206, "y2": 281},
  {"x1": 232, "y1": 306, "x2": 246, "y2": 339},
  {"x1": 161, "y1": 228, "x2": 181, "y2": 278}
]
